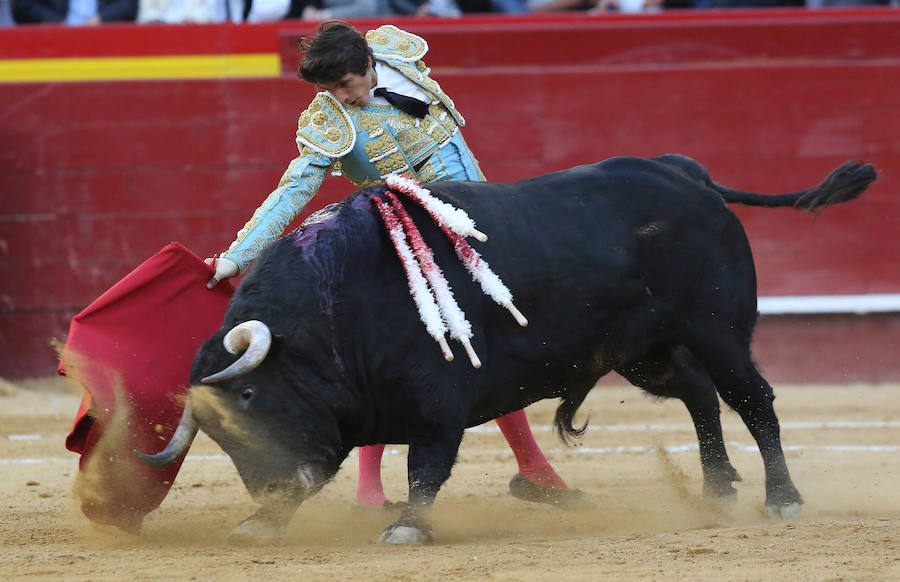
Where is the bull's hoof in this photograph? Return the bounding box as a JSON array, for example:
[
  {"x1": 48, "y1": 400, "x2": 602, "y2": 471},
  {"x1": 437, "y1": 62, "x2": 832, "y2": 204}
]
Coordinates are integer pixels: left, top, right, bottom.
[
  {"x1": 724, "y1": 465, "x2": 743, "y2": 483},
  {"x1": 708, "y1": 490, "x2": 738, "y2": 512},
  {"x1": 765, "y1": 484, "x2": 804, "y2": 520},
  {"x1": 508, "y1": 473, "x2": 594, "y2": 510},
  {"x1": 352, "y1": 500, "x2": 408, "y2": 512},
  {"x1": 766, "y1": 502, "x2": 802, "y2": 520},
  {"x1": 227, "y1": 517, "x2": 285, "y2": 546},
  {"x1": 703, "y1": 481, "x2": 739, "y2": 502},
  {"x1": 377, "y1": 524, "x2": 434, "y2": 544}
]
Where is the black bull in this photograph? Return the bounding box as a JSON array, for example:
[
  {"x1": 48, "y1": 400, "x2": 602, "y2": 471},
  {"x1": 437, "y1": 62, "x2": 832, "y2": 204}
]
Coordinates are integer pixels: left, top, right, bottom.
[{"x1": 138, "y1": 155, "x2": 876, "y2": 544}]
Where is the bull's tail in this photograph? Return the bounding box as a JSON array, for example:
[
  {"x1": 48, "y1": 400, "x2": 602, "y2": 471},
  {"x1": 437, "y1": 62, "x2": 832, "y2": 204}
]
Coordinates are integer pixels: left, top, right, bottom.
[
  {"x1": 711, "y1": 160, "x2": 877, "y2": 212},
  {"x1": 554, "y1": 390, "x2": 591, "y2": 446}
]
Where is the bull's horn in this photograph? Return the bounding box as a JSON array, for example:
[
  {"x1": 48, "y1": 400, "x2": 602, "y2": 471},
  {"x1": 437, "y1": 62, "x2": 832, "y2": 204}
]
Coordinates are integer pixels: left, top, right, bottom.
[
  {"x1": 133, "y1": 399, "x2": 198, "y2": 468},
  {"x1": 201, "y1": 320, "x2": 272, "y2": 384}
]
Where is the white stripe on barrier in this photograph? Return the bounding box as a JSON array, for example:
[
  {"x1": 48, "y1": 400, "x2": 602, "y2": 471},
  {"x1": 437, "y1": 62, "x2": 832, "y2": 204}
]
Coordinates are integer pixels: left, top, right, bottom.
[{"x1": 757, "y1": 293, "x2": 900, "y2": 315}]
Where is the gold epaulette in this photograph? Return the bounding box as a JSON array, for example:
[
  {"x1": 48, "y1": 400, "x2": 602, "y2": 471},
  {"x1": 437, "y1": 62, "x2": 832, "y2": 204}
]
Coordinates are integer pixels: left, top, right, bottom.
[
  {"x1": 295, "y1": 92, "x2": 355, "y2": 158},
  {"x1": 366, "y1": 25, "x2": 428, "y2": 62}
]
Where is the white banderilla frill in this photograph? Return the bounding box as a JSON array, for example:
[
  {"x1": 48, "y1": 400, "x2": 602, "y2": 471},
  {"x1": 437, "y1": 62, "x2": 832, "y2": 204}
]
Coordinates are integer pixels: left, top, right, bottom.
[
  {"x1": 372, "y1": 175, "x2": 529, "y2": 368},
  {"x1": 369, "y1": 194, "x2": 454, "y2": 362},
  {"x1": 388, "y1": 174, "x2": 528, "y2": 327},
  {"x1": 385, "y1": 191, "x2": 480, "y2": 368},
  {"x1": 385, "y1": 173, "x2": 488, "y2": 242}
]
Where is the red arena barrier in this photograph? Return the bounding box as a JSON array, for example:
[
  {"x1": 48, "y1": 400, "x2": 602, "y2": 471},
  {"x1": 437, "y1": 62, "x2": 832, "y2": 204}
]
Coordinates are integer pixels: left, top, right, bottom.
[{"x1": 1, "y1": 9, "x2": 898, "y2": 383}]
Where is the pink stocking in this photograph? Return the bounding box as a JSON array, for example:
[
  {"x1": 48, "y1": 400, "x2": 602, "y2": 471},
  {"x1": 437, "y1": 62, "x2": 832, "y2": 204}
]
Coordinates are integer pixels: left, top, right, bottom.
[
  {"x1": 496, "y1": 409, "x2": 568, "y2": 490},
  {"x1": 356, "y1": 444, "x2": 391, "y2": 508}
]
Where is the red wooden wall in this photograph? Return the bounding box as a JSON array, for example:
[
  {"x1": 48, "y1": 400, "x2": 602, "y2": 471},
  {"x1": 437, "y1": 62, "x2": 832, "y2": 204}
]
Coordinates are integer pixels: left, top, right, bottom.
[{"x1": 1, "y1": 9, "x2": 898, "y2": 382}]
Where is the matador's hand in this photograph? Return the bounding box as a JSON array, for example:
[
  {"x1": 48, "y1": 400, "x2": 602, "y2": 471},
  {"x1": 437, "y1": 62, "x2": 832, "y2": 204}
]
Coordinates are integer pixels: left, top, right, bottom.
[{"x1": 204, "y1": 256, "x2": 239, "y2": 289}]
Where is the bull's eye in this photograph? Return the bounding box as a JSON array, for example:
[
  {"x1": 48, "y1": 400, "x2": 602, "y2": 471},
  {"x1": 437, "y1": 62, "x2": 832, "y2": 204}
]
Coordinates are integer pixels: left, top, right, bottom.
[{"x1": 240, "y1": 385, "x2": 256, "y2": 408}]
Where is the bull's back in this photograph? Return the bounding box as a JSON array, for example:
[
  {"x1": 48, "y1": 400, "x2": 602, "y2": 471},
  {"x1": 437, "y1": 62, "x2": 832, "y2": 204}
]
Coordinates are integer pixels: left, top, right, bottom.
[
  {"x1": 431, "y1": 158, "x2": 743, "y2": 288},
  {"x1": 434, "y1": 159, "x2": 757, "y2": 348}
]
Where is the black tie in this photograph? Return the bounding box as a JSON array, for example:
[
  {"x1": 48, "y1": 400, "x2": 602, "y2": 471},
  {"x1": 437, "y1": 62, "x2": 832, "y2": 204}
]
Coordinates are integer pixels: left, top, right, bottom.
[{"x1": 374, "y1": 87, "x2": 429, "y2": 119}]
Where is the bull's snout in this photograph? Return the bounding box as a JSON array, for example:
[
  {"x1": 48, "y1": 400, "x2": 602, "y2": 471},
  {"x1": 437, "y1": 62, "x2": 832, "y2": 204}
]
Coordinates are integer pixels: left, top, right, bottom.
[{"x1": 245, "y1": 465, "x2": 318, "y2": 505}]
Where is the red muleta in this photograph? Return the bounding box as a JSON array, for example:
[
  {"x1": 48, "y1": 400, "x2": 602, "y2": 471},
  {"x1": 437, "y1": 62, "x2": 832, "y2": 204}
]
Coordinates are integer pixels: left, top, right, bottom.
[{"x1": 60, "y1": 243, "x2": 234, "y2": 532}]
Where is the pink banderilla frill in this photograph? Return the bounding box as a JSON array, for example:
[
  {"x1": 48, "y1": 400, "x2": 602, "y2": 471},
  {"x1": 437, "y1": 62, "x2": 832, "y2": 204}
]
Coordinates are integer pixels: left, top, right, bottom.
[
  {"x1": 437, "y1": 226, "x2": 528, "y2": 328},
  {"x1": 371, "y1": 176, "x2": 528, "y2": 368}
]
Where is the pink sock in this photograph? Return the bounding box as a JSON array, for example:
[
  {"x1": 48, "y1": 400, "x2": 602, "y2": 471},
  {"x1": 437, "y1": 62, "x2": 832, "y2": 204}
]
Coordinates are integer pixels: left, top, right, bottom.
[
  {"x1": 356, "y1": 444, "x2": 391, "y2": 508},
  {"x1": 496, "y1": 409, "x2": 568, "y2": 490}
]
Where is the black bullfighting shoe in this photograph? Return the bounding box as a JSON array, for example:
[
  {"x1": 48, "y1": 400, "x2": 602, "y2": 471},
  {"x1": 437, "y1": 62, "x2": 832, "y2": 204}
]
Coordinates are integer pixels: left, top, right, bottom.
[{"x1": 508, "y1": 474, "x2": 594, "y2": 510}]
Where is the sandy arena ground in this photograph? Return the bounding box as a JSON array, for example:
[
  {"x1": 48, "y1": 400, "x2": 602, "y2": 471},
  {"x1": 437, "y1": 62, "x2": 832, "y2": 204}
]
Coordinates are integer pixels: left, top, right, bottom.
[{"x1": 1, "y1": 376, "x2": 898, "y2": 581}]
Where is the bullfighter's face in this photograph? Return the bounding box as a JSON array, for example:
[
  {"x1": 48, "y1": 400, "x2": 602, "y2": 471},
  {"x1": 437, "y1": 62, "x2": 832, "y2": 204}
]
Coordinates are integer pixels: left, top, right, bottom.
[{"x1": 315, "y1": 56, "x2": 377, "y2": 108}]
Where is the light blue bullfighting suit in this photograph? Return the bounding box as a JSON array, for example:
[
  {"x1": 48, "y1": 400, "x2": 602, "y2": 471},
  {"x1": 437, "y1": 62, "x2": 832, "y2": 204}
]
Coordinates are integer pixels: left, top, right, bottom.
[{"x1": 222, "y1": 24, "x2": 486, "y2": 272}]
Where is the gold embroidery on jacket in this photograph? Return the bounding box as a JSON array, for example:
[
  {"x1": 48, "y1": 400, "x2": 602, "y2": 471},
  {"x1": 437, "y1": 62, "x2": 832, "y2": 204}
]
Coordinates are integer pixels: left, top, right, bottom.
[
  {"x1": 365, "y1": 24, "x2": 464, "y2": 127},
  {"x1": 378, "y1": 151, "x2": 410, "y2": 177},
  {"x1": 366, "y1": 25, "x2": 428, "y2": 62},
  {"x1": 364, "y1": 131, "x2": 397, "y2": 162},
  {"x1": 396, "y1": 127, "x2": 439, "y2": 157},
  {"x1": 354, "y1": 106, "x2": 459, "y2": 180},
  {"x1": 417, "y1": 158, "x2": 439, "y2": 182},
  {"x1": 296, "y1": 93, "x2": 355, "y2": 157}
]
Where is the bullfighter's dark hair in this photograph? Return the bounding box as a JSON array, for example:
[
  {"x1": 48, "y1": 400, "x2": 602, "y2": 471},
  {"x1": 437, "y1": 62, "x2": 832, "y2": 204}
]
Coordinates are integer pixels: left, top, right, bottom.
[{"x1": 298, "y1": 20, "x2": 374, "y2": 85}]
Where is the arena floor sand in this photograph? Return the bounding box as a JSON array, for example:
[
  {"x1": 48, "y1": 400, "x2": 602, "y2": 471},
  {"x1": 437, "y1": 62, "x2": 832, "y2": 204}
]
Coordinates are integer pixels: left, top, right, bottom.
[{"x1": 1, "y1": 378, "x2": 899, "y2": 581}]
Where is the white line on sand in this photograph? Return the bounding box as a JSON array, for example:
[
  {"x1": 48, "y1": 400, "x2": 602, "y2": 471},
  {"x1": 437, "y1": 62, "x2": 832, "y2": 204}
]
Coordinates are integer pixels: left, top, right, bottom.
[
  {"x1": 9, "y1": 419, "x2": 899, "y2": 443},
  {"x1": 3, "y1": 441, "x2": 899, "y2": 466}
]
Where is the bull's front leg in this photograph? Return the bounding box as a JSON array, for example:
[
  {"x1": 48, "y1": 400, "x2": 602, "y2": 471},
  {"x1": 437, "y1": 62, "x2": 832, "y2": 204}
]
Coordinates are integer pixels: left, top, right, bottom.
[
  {"x1": 378, "y1": 430, "x2": 463, "y2": 544},
  {"x1": 227, "y1": 498, "x2": 300, "y2": 545},
  {"x1": 227, "y1": 465, "x2": 325, "y2": 545}
]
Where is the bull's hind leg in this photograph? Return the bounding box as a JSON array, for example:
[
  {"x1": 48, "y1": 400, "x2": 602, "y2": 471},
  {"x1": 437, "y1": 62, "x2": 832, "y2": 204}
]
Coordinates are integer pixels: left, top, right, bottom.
[
  {"x1": 617, "y1": 344, "x2": 741, "y2": 502},
  {"x1": 686, "y1": 333, "x2": 803, "y2": 518}
]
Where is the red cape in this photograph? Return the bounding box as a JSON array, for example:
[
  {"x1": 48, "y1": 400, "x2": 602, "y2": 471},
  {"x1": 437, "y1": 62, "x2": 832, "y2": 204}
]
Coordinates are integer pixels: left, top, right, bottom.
[{"x1": 60, "y1": 243, "x2": 234, "y2": 532}]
